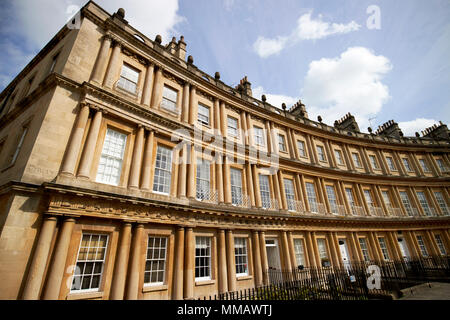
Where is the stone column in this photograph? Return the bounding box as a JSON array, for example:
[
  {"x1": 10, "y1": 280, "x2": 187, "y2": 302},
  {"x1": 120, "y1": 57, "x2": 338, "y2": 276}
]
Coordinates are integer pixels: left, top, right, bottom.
[
  {"x1": 305, "y1": 135, "x2": 317, "y2": 164},
  {"x1": 342, "y1": 145, "x2": 355, "y2": 171},
  {"x1": 220, "y1": 102, "x2": 227, "y2": 137},
  {"x1": 216, "y1": 153, "x2": 224, "y2": 203},
  {"x1": 140, "y1": 129, "x2": 154, "y2": 191},
  {"x1": 387, "y1": 232, "x2": 402, "y2": 261},
  {"x1": 182, "y1": 82, "x2": 190, "y2": 123},
  {"x1": 150, "y1": 65, "x2": 163, "y2": 108},
  {"x1": 411, "y1": 154, "x2": 425, "y2": 176},
  {"x1": 300, "y1": 175, "x2": 310, "y2": 212},
  {"x1": 223, "y1": 156, "x2": 231, "y2": 204},
  {"x1": 218, "y1": 230, "x2": 228, "y2": 294},
  {"x1": 246, "y1": 113, "x2": 253, "y2": 145},
  {"x1": 188, "y1": 85, "x2": 197, "y2": 125},
  {"x1": 186, "y1": 144, "x2": 196, "y2": 199},
  {"x1": 214, "y1": 98, "x2": 221, "y2": 134},
  {"x1": 246, "y1": 163, "x2": 255, "y2": 207},
  {"x1": 172, "y1": 226, "x2": 185, "y2": 300},
  {"x1": 367, "y1": 233, "x2": 382, "y2": 261},
  {"x1": 376, "y1": 150, "x2": 389, "y2": 175},
  {"x1": 259, "y1": 231, "x2": 269, "y2": 285},
  {"x1": 289, "y1": 129, "x2": 299, "y2": 159},
  {"x1": 265, "y1": 121, "x2": 273, "y2": 153},
  {"x1": 240, "y1": 111, "x2": 248, "y2": 145},
  {"x1": 331, "y1": 233, "x2": 342, "y2": 263},
  {"x1": 177, "y1": 143, "x2": 188, "y2": 198},
  {"x1": 310, "y1": 232, "x2": 321, "y2": 267},
  {"x1": 184, "y1": 227, "x2": 194, "y2": 299},
  {"x1": 287, "y1": 232, "x2": 297, "y2": 269},
  {"x1": 326, "y1": 232, "x2": 339, "y2": 266},
  {"x1": 374, "y1": 186, "x2": 388, "y2": 216},
  {"x1": 356, "y1": 184, "x2": 370, "y2": 215},
  {"x1": 424, "y1": 230, "x2": 440, "y2": 256},
  {"x1": 126, "y1": 224, "x2": 144, "y2": 300},
  {"x1": 304, "y1": 231, "x2": 317, "y2": 267},
  {"x1": 319, "y1": 178, "x2": 331, "y2": 214},
  {"x1": 252, "y1": 231, "x2": 262, "y2": 286},
  {"x1": 42, "y1": 217, "x2": 76, "y2": 300},
  {"x1": 141, "y1": 62, "x2": 154, "y2": 107},
  {"x1": 77, "y1": 109, "x2": 103, "y2": 179},
  {"x1": 277, "y1": 171, "x2": 287, "y2": 210},
  {"x1": 281, "y1": 231, "x2": 291, "y2": 271},
  {"x1": 426, "y1": 154, "x2": 440, "y2": 176},
  {"x1": 360, "y1": 147, "x2": 372, "y2": 174},
  {"x1": 22, "y1": 216, "x2": 57, "y2": 300},
  {"x1": 103, "y1": 40, "x2": 121, "y2": 89},
  {"x1": 226, "y1": 230, "x2": 236, "y2": 292},
  {"x1": 393, "y1": 151, "x2": 406, "y2": 176},
  {"x1": 351, "y1": 232, "x2": 363, "y2": 262},
  {"x1": 404, "y1": 231, "x2": 420, "y2": 258},
  {"x1": 110, "y1": 222, "x2": 132, "y2": 300},
  {"x1": 324, "y1": 140, "x2": 336, "y2": 168},
  {"x1": 294, "y1": 174, "x2": 304, "y2": 210},
  {"x1": 252, "y1": 165, "x2": 262, "y2": 208},
  {"x1": 91, "y1": 34, "x2": 112, "y2": 84},
  {"x1": 128, "y1": 126, "x2": 145, "y2": 189},
  {"x1": 61, "y1": 103, "x2": 90, "y2": 176}
]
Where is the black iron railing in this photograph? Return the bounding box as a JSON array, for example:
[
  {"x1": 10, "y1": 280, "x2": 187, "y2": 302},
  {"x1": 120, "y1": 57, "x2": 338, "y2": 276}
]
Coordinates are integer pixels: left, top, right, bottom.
[{"x1": 199, "y1": 255, "x2": 450, "y2": 300}]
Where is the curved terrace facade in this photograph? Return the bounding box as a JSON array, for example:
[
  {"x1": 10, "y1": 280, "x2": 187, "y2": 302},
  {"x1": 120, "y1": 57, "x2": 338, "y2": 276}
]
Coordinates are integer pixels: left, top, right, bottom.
[{"x1": 0, "y1": 2, "x2": 449, "y2": 300}]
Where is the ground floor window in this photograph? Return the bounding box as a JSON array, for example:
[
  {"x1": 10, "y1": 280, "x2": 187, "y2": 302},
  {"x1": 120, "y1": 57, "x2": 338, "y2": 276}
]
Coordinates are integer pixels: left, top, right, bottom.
[
  {"x1": 71, "y1": 234, "x2": 108, "y2": 292},
  {"x1": 144, "y1": 236, "x2": 167, "y2": 285},
  {"x1": 378, "y1": 237, "x2": 390, "y2": 260},
  {"x1": 195, "y1": 237, "x2": 211, "y2": 281},
  {"x1": 358, "y1": 238, "x2": 371, "y2": 262},
  {"x1": 234, "y1": 238, "x2": 248, "y2": 276}
]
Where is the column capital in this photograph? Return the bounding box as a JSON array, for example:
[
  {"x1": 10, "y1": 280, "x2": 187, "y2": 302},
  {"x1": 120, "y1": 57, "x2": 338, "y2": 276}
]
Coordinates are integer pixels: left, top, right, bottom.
[{"x1": 103, "y1": 33, "x2": 114, "y2": 42}]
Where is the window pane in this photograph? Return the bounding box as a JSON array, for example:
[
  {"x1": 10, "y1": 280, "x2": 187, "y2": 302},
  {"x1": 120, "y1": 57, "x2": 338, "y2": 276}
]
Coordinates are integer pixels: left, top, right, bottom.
[
  {"x1": 144, "y1": 236, "x2": 167, "y2": 285},
  {"x1": 153, "y1": 145, "x2": 173, "y2": 194},
  {"x1": 198, "y1": 104, "x2": 210, "y2": 125},
  {"x1": 234, "y1": 238, "x2": 248, "y2": 275},
  {"x1": 259, "y1": 174, "x2": 271, "y2": 209},
  {"x1": 195, "y1": 237, "x2": 211, "y2": 280},
  {"x1": 96, "y1": 129, "x2": 127, "y2": 186}
]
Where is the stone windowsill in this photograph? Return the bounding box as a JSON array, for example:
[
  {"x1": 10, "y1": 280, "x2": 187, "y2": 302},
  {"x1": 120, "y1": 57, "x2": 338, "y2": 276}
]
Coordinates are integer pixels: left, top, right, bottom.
[
  {"x1": 236, "y1": 275, "x2": 253, "y2": 281},
  {"x1": 66, "y1": 291, "x2": 104, "y2": 300},
  {"x1": 142, "y1": 284, "x2": 168, "y2": 293},
  {"x1": 195, "y1": 279, "x2": 216, "y2": 287}
]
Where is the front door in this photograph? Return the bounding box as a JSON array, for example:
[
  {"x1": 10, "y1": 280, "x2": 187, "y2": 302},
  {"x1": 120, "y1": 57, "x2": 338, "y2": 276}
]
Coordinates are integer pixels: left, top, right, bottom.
[
  {"x1": 265, "y1": 239, "x2": 282, "y2": 284},
  {"x1": 338, "y1": 239, "x2": 351, "y2": 268},
  {"x1": 397, "y1": 236, "x2": 410, "y2": 260}
]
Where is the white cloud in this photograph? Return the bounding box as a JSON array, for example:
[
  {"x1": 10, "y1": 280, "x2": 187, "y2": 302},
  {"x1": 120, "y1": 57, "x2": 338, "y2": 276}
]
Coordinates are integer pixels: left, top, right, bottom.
[
  {"x1": 252, "y1": 86, "x2": 298, "y2": 109},
  {"x1": 252, "y1": 36, "x2": 288, "y2": 58},
  {"x1": 9, "y1": 0, "x2": 184, "y2": 49},
  {"x1": 301, "y1": 47, "x2": 392, "y2": 130},
  {"x1": 398, "y1": 118, "x2": 439, "y2": 137},
  {"x1": 295, "y1": 12, "x2": 360, "y2": 40},
  {"x1": 0, "y1": 0, "x2": 184, "y2": 90},
  {"x1": 253, "y1": 11, "x2": 360, "y2": 58}
]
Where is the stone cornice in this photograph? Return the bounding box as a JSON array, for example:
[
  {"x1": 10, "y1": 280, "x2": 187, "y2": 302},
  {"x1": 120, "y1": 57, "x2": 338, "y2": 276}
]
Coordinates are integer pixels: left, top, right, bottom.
[{"x1": 40, "y1": 181, "x2": 450, "y2": 231}]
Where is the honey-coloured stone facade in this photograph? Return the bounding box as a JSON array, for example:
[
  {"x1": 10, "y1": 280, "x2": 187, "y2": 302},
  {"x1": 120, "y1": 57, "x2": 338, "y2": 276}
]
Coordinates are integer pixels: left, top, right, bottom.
[{"x1": 0, "y1": 2, "x2": 449, "y2": 300}]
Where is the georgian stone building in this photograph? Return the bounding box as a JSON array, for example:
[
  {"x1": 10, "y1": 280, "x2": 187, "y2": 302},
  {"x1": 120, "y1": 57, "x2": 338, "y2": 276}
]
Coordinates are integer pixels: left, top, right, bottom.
[{"x1": 0, "y1": 2, "x2": 449, "y2": 300}]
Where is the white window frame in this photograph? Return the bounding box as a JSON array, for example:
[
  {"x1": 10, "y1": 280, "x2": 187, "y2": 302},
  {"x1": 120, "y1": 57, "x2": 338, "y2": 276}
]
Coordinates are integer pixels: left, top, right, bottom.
[
  {"x1": 378, "y1": 237, "x2": 390, "y2": 260},
  {"x1": 293, "y1": 239, "x2": 306, "y2": 267},
  {"x1": 227, "y1": 116, "x2": 238, "y2": 138},
  {"x1": 386, "y1": 156, "x2": 396, "y2": 171},
  {"x1": 278, "y1": 134, "x2": 287, "y2": 152},
  {"x1": 117, "y1": 64, "x2": 140, "y2": 94},
  {"x1": 352, "y1": 152, "x2": 362, "y2": 168},
  {"x1": 195, "y1": 236, "x2": 212, "y2": 281},
  {"x1": 144, "y1": 236, "x2": 168, "y2": 286},
  {"x1": 434, "y1": 234, "x2": 447, "y2": 255},
  {"x1": 416, "y1": 191, "x2": 432, "y2": 216},
  {"x1": 358, "y1": 238, "x2": 371, "y2": 262},
  {"x1": 259, "y1": 174, "x2": 271, "y2": 209},
  {"x1": 419, "y1": 159, "x2": 431, "y2": 173},
  {"x1": 399, "y1": 191, "x2": 414, "y2": 216},
  {"x1": 334, "y1": 149, "x2": 344, "y2": 165},
  {"x1": 196, "y1": 159, "x2": 211, "y2": 201},
  {"x1": 96, "y1": 128, "x2": 127, "y2": 186},
  {"x1": 197, "y1": 104, "x2": 210, "y2": 126},
  {"x1": 152, "y1": 145, "x2": 173, "y2": 195},
  {"x1": 317, "y1": 238, "x2": 329, "y2": 260},
  {"x1": 254, "y1": 126, "x2": 265, "y2": 147},
  {"x1": 402, "y1": 158, "x2": 413, "y2": 172},
  {"x1": 284, "y1": 178, "x2": 296, "y2": 211},
  {"x1": 230, "y1": 168, "x2": 243, "y2": 206},
  {"x1": 326, "y1": 185, "x2": 338, "y2": 213},
  {"x1": 297, "y1": 140, "x2": 307, "y2": 157},
  {"x1": 306, "y1": 182, "x2": 318, "y2": 213},
  {"x1": 369, "y1": 155, "x2": 379, "y2": 169},
  {"x1": 161, "y1": 85, "x2": 178, "y2": 112},
  {"x1": 317, "y1": 145, "x2": 326, "y2": 162},
  {"x1": 234, "y1": 237, "x2": 248, "y2": 277},
  {"x1": 416, "y1": 235, "x2": 429, "y2": 257},
  {"x1": 70, "y1": 233, "x2": 109, "y2": 293},
  {"x1": 434, "y1": 191, "x2": 449, "y2": 215}
]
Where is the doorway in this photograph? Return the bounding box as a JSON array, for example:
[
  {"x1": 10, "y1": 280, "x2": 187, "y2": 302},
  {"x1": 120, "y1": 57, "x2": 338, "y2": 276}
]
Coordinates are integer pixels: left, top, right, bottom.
[
  {"x1": 338, "y1": 239, "x2": 351, "y2": 269},
  {"x1": 397, "y1": 236, "x2": 410, "y2": 260},
  {"x1": 265, "y1": 238, "x2": 282, "y2": 284}
]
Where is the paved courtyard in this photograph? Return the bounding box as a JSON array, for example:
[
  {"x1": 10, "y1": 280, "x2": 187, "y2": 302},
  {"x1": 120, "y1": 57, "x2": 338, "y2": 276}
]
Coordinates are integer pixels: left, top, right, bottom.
[{"x1": 398, "y1": 282, "x2": 450, "y2": 300}]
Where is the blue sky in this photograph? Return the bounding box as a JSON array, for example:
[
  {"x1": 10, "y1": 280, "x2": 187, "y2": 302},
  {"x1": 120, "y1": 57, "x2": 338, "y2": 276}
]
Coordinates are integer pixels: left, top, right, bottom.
[{"x1": 1, "y1": 0, "x2": 449, "y2": 136}]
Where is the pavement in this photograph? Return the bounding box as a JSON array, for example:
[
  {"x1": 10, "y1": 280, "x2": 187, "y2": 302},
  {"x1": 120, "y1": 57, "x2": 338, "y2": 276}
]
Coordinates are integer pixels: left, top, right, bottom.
[{"x1": 398, "y1": 282, "x2": 450, "y2": 300}]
